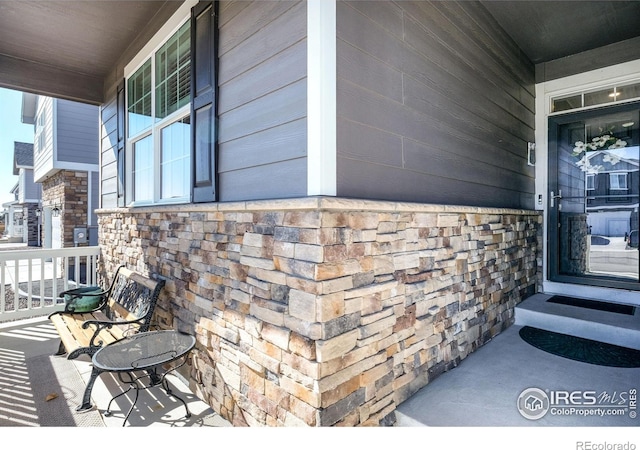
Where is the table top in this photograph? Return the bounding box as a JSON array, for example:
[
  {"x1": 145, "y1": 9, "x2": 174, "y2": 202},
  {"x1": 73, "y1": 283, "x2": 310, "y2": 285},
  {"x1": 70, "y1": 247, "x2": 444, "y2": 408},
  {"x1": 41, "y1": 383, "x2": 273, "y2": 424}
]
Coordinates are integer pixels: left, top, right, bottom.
[{"x1": 92, "y1": 330, "x2": 196, "y2": 372}]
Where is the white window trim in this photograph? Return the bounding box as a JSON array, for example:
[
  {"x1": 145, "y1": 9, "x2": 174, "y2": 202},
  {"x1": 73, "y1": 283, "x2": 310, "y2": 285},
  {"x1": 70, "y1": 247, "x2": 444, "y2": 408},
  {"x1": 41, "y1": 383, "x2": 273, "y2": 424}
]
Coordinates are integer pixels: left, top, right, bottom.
[
  {"x1": 586, "y1": 174, "x2": 595, "y2": 191},
  {"x1": 124, "y1": 1, "x2": 197, "y2": 207},
  {"x1": 124, "y1": 1, "x2": 197, "y2": 77}
]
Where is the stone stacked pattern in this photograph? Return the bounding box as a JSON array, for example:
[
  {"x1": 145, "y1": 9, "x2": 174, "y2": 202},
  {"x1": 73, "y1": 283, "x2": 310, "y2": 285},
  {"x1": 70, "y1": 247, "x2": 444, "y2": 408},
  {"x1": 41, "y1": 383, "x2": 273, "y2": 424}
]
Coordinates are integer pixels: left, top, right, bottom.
[
  {"x1": 97, "y1": 198, "x2": 540, "y2": 426},
  {"x1": 42, "y1": 170, "x2": 89, "y2": 246}
]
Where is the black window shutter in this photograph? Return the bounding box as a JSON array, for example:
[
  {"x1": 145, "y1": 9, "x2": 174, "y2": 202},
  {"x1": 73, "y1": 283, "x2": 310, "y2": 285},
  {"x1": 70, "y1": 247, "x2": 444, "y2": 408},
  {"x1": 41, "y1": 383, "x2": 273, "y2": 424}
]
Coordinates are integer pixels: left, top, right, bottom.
[
  {"x1": 116, "y1": 79, "x2": 126, "y2": 207},
  {"x1": 191, "y1": 1, "x2": 218, "y2": 203}
]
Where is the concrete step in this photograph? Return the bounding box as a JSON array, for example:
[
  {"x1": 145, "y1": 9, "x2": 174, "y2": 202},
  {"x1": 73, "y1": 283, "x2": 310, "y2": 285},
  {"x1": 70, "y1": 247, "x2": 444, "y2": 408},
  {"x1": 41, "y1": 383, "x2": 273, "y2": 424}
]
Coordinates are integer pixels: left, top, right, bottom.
[{"x1": 515, "y1": 293, "x2": 640, "y2": 350}]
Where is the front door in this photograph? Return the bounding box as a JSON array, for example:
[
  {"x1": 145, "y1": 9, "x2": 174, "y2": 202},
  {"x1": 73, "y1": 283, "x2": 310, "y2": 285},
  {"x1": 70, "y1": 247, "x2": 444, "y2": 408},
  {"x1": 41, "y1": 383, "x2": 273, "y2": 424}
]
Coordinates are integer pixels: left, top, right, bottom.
[{"x1": 548, "y1": 102, "x2": 640, "y2": 290}]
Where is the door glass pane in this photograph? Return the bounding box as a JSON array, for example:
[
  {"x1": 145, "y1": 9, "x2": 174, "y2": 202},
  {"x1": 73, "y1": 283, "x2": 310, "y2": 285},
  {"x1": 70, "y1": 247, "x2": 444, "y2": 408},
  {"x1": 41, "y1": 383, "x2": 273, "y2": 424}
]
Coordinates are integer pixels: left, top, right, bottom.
[{"x1": 556, "y1": 110, "x2": 639, "y2": 281}]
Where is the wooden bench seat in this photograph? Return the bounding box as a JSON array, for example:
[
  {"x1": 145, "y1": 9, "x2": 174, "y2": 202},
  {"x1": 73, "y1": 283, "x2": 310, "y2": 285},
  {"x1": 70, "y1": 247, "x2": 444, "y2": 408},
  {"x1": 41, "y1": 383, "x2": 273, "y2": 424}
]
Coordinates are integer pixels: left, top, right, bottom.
[{"x1": 49, "y1": 266, "x2": 165, "y2": 360}]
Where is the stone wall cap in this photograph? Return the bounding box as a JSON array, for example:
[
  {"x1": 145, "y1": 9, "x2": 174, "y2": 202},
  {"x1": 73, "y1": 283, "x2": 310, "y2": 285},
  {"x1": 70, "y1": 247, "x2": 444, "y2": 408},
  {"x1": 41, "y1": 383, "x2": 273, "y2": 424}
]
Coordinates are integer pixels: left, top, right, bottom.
[{"x1": 95, "y1": 196, "x2": 540, "y2": 216}]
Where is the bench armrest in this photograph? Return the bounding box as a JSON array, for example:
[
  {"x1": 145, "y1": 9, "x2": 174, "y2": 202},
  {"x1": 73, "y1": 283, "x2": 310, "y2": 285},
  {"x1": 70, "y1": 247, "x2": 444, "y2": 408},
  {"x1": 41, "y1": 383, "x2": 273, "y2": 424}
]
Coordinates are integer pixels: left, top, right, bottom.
[{"x1": 82, "y1": 317, "x2": 144, "y2": 347}]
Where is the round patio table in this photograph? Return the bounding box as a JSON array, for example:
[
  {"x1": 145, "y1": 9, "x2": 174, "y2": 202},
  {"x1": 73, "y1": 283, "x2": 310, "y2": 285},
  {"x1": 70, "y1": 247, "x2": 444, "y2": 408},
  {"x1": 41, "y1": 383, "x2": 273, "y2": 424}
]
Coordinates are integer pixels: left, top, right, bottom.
[{"x1": 91, "y1": 329, "x2": 196, "y2": 426}]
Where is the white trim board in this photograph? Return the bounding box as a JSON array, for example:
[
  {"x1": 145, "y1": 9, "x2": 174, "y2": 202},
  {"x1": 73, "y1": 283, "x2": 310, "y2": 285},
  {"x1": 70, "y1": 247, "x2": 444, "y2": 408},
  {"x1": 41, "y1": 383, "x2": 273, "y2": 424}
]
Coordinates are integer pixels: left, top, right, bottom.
[{"x1": 307, "y1": 0, "x2": 337, "y2": 196}]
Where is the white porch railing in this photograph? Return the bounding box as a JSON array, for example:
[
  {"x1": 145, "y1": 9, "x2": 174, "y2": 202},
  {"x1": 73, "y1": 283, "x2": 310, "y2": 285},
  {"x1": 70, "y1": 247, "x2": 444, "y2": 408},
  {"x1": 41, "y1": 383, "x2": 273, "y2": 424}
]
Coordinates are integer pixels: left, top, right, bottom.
[{"x1": 0, "y1": 246, "x2": 101, "y2": 323}]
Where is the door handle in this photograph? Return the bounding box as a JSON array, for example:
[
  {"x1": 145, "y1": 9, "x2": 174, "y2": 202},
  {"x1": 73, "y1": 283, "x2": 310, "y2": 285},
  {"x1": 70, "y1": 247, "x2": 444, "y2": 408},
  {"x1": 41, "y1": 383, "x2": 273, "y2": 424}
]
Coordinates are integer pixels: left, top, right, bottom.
[{"x1": 550, "y1": 190, "x2": 562, "y2": 208}]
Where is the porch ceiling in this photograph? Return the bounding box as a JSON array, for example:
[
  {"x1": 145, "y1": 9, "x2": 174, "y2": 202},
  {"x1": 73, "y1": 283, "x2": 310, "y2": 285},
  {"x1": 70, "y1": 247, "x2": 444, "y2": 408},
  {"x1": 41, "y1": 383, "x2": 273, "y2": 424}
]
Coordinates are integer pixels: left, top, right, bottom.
[
  {"x1": 481, "y1": 1, "x2": 640, "y2": 64},
  {"x1": 0, "y1": 0, "x2": 181, "y2": 105},
  {"x1": 1, "y1": 1, "x2": 640, "y2": 105}
]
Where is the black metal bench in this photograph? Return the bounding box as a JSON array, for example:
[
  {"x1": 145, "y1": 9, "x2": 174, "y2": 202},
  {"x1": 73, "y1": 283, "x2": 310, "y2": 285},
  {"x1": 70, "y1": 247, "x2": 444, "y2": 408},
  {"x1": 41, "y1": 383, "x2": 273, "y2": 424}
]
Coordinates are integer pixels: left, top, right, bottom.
[{"x1": 48, "y1": 265, "x2": 165, "y2": 360}]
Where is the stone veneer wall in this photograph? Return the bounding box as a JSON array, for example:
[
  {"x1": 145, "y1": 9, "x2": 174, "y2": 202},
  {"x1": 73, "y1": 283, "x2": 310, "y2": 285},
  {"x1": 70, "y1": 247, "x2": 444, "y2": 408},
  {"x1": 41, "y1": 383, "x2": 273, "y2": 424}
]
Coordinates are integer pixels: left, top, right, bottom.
[
  {"x1": 96, "y1": 197, "x2": 541, "y2": 426},
  {"x1": 41, "y1": 170, "x2": 89, "y2": 247},
  {"x1": 23, "y1": 203, "x2": 40, "y2": 246}
]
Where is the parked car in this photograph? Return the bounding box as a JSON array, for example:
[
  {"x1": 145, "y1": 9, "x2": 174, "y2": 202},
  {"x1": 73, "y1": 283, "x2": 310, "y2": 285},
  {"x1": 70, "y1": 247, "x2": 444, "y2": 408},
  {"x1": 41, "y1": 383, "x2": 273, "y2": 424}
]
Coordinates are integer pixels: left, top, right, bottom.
[{"x1": 627, "y1": 230, "x2": 638, "y2": 248}]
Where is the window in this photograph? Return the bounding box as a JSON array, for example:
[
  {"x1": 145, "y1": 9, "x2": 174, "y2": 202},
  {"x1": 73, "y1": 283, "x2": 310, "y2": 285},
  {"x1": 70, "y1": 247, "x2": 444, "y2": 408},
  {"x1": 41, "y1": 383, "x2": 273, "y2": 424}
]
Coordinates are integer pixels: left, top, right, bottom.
[
  {"x1": 586, "y1": 174, "x2": 595, "y2": 191},
  {"x1": 551, "y1": 81, "x2": 640, "y2": 113},
  {"x1": 610, "y1": 173, "x2": 628, "y2": 190},
  {"x1": 35, "y1": 111, "x2": 45, "y2": 154},
  {"x1": 126, "y1": 20, "x2": 191, "y2": 205}
]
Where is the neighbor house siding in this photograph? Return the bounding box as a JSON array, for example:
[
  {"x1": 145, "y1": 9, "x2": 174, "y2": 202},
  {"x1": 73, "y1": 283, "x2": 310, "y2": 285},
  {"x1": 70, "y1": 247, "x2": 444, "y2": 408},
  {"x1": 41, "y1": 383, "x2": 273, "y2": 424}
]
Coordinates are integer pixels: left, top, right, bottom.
[
  {"x1": 19, "y1": 170, "x2": 40, "y2": 203},
  {"x1": 335, "y1": 1, "x2": 536, "y2": 209},
  {"x1": 56, "y1": 99, "x2": 99, "y2": 165},
  {"x1": 217, "y1": 0, "x2": 307, "y2": 202},
  {"x1": 33, "y1": 96, "x2": 54, "y2": 182}
]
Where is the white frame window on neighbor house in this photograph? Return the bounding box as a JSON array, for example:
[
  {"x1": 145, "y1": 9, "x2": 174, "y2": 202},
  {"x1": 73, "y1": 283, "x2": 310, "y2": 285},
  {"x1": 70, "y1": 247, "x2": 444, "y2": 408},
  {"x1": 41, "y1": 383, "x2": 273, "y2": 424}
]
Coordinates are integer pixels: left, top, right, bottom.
[
  {"x1": 586, "y1": 173, "x2": 595, "y2": 191},
  {"x1": 609, "y1": 172, "x2": 628, "y2": 191},
  {"x1": 126, "y1": 14, "x2": 191, "y2": 206}
]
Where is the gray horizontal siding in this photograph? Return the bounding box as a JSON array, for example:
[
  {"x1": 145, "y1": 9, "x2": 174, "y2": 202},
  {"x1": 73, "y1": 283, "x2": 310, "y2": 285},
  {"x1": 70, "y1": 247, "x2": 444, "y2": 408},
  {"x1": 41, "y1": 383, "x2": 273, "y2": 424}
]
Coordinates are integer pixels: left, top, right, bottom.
[
  {"x1": 100, "y1": 94, "x2": 118, "y2": 208},
  {"x1": 34, "y1": 96, "x2": 54, "y2": 180},
  {"x1": 217, "y1": 0, "x2": 307, "y2": 202},
  {"x1": 20, "y1": 170, "x2": 40, "y2": 202},
  {"x1": 56, "y1": 99, "x2": 99, "y2": 164},
  {"x1": 90, "y1": 171, "x2": 99, "y2": 225},
  {"x1": 336, "y1": 1, "x2": 536, "y2": 209}
]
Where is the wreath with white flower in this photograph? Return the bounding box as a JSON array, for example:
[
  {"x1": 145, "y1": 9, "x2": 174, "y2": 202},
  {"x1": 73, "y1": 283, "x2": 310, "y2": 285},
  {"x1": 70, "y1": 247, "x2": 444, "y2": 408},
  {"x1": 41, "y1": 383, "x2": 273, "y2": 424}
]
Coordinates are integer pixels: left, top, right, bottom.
[{"x1": 572, "y1": 133, "x2": 627, "y2": 173}]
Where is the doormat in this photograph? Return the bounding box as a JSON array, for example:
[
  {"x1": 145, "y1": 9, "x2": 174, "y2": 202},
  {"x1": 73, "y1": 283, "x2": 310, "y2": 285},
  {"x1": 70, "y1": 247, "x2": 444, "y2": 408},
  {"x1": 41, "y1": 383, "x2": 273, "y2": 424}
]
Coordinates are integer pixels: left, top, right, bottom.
[
  {"x1": 519, "y1": 326, "x2": 640, "y2": 368},
  {"x1": 547, "y1": 295, "x2": 636, "y2": 315}
]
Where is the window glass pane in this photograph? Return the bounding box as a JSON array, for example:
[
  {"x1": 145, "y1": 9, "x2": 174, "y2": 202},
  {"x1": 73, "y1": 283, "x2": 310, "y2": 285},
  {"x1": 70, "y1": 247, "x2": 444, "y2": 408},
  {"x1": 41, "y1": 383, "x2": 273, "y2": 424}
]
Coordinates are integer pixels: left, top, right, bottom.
[
  {"x1": 161, "y1": 116, "x2": 191, "y2": 199},
  {"x1": 133, "y1": 136, "x2": 154, "y2": 202},
  {"x1": 156, "y1": 21, "x2": 191, "y2": 120},
  {"x1": 617, "y1": 82, "x2": 640, "y2": 102},
  {"x1": 610, "y1": 173, "x2": 628, "y2": 190},
  {"x1": 552, "y1": 94, "x2": 582, "y2": 113},
  {"x1": 584, "y1": 88, "x2": 616, "y2": 107},
  {"x1": 128, "y1": 60, "x2": 152, "y2": 137}
]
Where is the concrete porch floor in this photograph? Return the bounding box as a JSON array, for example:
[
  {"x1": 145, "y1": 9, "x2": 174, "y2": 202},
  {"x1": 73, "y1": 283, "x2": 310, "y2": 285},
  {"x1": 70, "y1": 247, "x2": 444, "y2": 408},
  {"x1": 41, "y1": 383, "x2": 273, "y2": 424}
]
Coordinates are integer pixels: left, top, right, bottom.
[
  {"x1": 395, "y1": 294, "x2": 640, "y2": 429},
  {"x1": 0, "y1": 316, "x2": 231, "y2": 428},
  {"x1": 1, "y1": 293, "x2": 639, "y2": 439}
]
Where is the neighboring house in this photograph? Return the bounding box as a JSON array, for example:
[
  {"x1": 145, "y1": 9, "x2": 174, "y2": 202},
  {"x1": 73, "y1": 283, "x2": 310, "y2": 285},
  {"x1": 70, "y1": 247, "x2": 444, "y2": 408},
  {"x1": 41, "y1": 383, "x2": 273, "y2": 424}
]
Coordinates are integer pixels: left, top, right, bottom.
[
  {"x1": 582, "y1": 152, "x2": 640, "y2": 237},
  {"x1": 20, "y1": 93, "x2": 99, "y2": 248},
  {"x1": 3, "y1": 0, "x2": 640, "y2": 427},
  {"x1": 2, "y1": 184, "x2": 22, "y2": 243},
  {"x1": 2, "y1": 142, "x2": 41, "y2": 245}
]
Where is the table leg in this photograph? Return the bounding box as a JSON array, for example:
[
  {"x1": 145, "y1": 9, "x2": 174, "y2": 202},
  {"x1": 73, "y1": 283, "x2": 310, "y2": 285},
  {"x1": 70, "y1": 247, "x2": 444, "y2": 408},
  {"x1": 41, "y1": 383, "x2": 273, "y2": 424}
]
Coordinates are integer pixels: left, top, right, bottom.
[
  {"x1": 122, "y1": 387, "x2": 140, "y2": 427},
  {"x1": 162, "y1": 376, "x2": 191, "y2": 419},
  {"x1": 104, "y1": 384, "x2": 133, "y2": 418}
]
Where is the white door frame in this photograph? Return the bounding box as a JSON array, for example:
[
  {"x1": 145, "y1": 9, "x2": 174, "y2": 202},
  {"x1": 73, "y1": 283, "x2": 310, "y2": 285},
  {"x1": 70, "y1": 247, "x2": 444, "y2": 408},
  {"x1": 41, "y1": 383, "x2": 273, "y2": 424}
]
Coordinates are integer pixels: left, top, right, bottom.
[{"x1": 535, "y1": 59, "x2": 640, "y2": 306}]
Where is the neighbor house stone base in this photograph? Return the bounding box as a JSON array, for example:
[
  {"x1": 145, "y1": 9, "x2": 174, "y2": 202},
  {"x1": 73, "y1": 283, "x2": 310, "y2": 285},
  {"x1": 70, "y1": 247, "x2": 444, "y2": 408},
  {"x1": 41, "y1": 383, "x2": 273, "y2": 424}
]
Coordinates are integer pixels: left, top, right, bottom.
[
  {"x1": 96, "y1": 197, "x2": 541, "y2": 426},
  {"x1": 42, "y1": 170, "x2": 90, "y2": 247}
]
